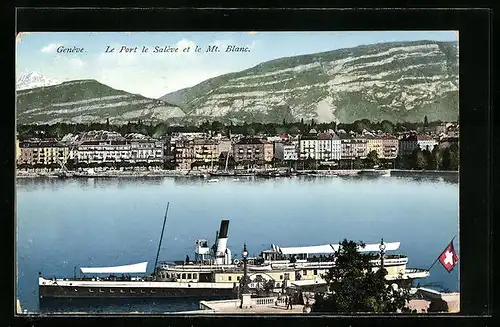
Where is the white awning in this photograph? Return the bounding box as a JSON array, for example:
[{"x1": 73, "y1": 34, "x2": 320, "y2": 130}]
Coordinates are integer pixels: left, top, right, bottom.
[
  {"x1": 275, "y1": 242, "x2": 400, "y2": 255},
  {"x1": 80, "y1": 262, "x2": 148, "y2": 274}
]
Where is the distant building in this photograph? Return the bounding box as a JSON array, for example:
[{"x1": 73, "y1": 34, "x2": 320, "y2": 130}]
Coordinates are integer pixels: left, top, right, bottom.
[
  {"x1": 193, "y1": 139, "x2": 219, "y2": 170},
  {"x1": 398, "y1": 134, "x2": 418, "y2": 156},
  {"x1": 339, "y1": 135, "x2": 367, "y2": 160},
  {"x1": 217, "y1": 138, "x2": 232, "y2": 155},
  {"x1": 365, "y1": 135, "x2": 384, "y2": 158},
  {"x1": 74, "y1": 139, "x2": 131, "y2": 164},
  {"x1": 175, "y1": 139, "x2": 195, "y2": 170},
  {"x1": 381, "y1": 135, "x2": 399, "y2": 159},
  {"x1": 16, "y1": 137, "x2": 20, "y2": 163},
  {"x1": 331, "y1": 133, "x2": 342, "y2": 160},
  {"x1": 174, "y1": 138, "x2": 220, "y2": 170},
  {"x1": 263, "y1": 141, "x2": 274, "y2": 163},
  {"x1": 232, "y1": 138, "x2": 266, "y2": 166},
  {"x1": 18, "y1": 140, "x2": 69, "y2": 167},
  {"x1": 274, "y1": 142, "x2": 298, "y2": 161},
  {"x1": 299, "y1": 132, "x2": 336, "y2": 161},
  {"x1": 128, "y1": 138, "x2": 164, "y2": 164},
  {"x1": 417, "y1": 135, "x2": 438, "y2": 152}
]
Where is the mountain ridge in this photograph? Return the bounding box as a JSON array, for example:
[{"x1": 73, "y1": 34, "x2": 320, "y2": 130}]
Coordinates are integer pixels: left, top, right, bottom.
[
  {"x1": 17, "y1": 40, "x2": 458, "y2": 125},
  {"x1": 16, "y1": 79, "x2": 185, "y2": 125},
  {"x1": 161, "y1": 40, "x2": 458, "y2": 124}
]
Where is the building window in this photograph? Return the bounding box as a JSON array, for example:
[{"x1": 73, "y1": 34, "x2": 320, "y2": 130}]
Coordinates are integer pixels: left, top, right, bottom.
[
  {"x1": 228, "y1": 276, "x2": 232, "y2": 281},
  {"x1": 187, "y1": 273, "x2": 192, "y2": 279},
  {"x1": 303, "y1": 269, "x2": 307, "y2": 275},
  {"x1": 193, "y1": 273, "x2": 197, "y2": 280},
  {"x1": 314, "y1": 269, "x2": 318, "y2": 275},
  {"x1": 237, "y1": 276, "x2": 240, "y2": 281},
  {"x1": 280, "y1": 275, "x2": 283, "y2": 280}
]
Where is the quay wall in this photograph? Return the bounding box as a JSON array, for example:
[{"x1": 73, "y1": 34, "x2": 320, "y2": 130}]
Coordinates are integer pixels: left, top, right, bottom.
[
  {"x1": 15, "y1": 169, "x2": 459, "y2": 179},
  {"x1": 390, "y1": 169, "x2": 458, "y2": 178}
]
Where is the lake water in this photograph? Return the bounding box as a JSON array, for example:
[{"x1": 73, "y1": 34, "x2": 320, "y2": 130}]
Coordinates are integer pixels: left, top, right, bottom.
[{"x1": 16, "y1": 175, "x2": 459, "y2": 313}]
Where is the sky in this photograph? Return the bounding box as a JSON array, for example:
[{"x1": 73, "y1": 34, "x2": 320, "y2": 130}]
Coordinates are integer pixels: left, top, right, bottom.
[{"x1": 16, "y1": 31, "x2": 458, "y2": 99}]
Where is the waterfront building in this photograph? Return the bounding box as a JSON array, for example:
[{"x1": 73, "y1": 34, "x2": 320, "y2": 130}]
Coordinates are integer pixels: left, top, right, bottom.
[
  {"x1": 398, "y1": 134, "x2": 418, "y2": 156},
  {"x1": 232, "y1": 138, "x2": 266, "y2": 167},
  {"x1": 18, "y1": 139, "x2": 69, "y2": 167},
  {"x1": 299, "y1": 130, "x2": 335, "y2": 161},
  {"x1": 339, "y1": 134, "x2": 367, "y2": 160},
  {"x1": 263, "y1": 141, "x2": 274, "y2": 163},
  {"x1": 417, "y1": 135, "x2": 438, "y2": 152},
  {"x1": 193, "y1": 139, "x2": 219, "y2": 170},
  {"x1": 381, "y1": 135, "x2": 399, "y2": 159},
  {"x1": 217, "y1": 138, "x2": 232, "y2": 156},
  {"x1": 175, "y1": 139, "x2": 195, "y2": 170},
  {"x1": 163, "y1": 136, "x2": 177, "y2": 165},
  {"x1": 331, "y1": 132, "x2": 342, "y2": 160},
  {"x1": 16, "y1": 136, "x2": 21, "y2": 163},
  {"x1": 74, "y1": 139, "x2": 131, "y2": 165},
  {"x1": 274, "y1": 142, "x2": 298, "y2": 161},
  {"x1": 128, "y1": 137, "x2": 164, "y2": 165},
  {"x1": 366, "y1": 135, "x2": 384, "y2": 158},
  {"x1": 173, "y1": 138, "x2": 221, "y2": 170}
]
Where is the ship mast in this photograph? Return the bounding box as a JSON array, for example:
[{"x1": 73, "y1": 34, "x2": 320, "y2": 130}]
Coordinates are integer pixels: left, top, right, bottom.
[{"x1": 153, "y1": 202, "x2": 170, "y2": 275}]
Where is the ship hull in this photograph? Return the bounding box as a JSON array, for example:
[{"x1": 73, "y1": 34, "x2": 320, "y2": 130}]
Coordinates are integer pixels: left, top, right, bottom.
[{"x1": 39, "y1": 285, "x2": 236, "y2": 299}]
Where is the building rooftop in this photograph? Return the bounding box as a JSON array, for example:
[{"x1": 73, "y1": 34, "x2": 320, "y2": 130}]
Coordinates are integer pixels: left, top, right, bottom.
[
  {"x1": 236, "y1": 138, "x2": 265, "y2": 145},
  {"x1": 20, "y1": 140, "x2": 66, "y2": 148},
  {"x1": 417, "y1": 135, "x2": 435, "y2": 141}
]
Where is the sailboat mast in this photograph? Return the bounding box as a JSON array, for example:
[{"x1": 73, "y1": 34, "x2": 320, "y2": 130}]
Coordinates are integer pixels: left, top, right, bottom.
[{"x1": 153, "y1": 202, "x2": 170, "y2": 274}]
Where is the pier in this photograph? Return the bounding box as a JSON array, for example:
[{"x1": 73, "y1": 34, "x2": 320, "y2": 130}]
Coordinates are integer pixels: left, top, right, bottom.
[{"x1": 176, "y1": 289, "x2": 460, "y2": 314}]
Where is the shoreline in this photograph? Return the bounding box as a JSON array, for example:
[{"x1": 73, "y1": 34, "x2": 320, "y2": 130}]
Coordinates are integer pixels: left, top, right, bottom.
[{"x1": 15, "y1": 169, "x2": 459, "y2": 179}]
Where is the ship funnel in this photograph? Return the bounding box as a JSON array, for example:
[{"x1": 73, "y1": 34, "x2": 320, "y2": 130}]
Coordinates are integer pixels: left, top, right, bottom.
[{"x1": 215, "y1": 220, "x2": 230, "y2": 264}]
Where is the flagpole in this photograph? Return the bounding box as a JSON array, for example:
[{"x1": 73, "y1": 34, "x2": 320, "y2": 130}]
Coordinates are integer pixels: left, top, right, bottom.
[{"x1": 426, "y1": 235, "x2": 457, "y2": 272}]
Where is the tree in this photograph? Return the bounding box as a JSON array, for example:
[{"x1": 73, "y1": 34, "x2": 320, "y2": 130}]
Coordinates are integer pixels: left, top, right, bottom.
[
  {"x1": 432, "y1": 147, "x2": 442, "y2": 170},
  {"x1": 448, "y1": 144, "x2": 459, "y2": 171},
  {"x1": 365, "y1": 150, "x2": 380, "y2": 168},
  {"x1": 422, "y1": 149, "x2": 434, "y2": 170},
  {"x1": 441, "y1": 147, "x2": 451, "y2": 170},
  {"x1": 415, "y1": 150, "x2": 427, "y2": 170},
  {"x1": 380, "y1": 120, "x2": 395, "y2": 134},
  {"x1": 246, "y1": 127, "x2": 256, "y2": 136},
  {"x1": 424, "y1": 115, "x2": 429, "y2": 127},
  {"x1": 313, "y1": 239, "x2": 414, "y2": 313},
  {"x1": 353, "y1": 157, "x2": 363, "y2": 169},
  {"x1": 289, "y1": 126, "x2": 300, "y2": 135},
  {"x1": 428, "y1": 298, "x2": 449, "y2": 312}
]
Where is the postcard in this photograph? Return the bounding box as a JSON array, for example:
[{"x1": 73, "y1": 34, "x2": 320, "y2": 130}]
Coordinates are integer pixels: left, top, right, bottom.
[{"x1": 15, "y1": 31, "x2": 459, "y2": 315}]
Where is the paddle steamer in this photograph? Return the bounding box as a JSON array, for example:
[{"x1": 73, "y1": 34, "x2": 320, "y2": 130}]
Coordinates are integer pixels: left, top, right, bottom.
[{"x1": 39, "y1": 218, "x2": 429, "y2": 299}]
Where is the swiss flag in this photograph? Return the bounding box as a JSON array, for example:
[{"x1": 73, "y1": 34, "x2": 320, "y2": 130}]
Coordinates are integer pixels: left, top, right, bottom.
[{"x1": 438, "y1": 241, "x2": 459, "y2": 272}]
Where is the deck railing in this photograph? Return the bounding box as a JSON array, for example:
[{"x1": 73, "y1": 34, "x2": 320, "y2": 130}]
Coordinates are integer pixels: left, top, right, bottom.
[{"x1": 200, "y1": 296, "x2": 286, "y2": 310}]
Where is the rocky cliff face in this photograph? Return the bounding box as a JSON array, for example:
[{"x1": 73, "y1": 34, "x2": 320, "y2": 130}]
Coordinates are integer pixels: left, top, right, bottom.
[
  {"x1": 161, "y1": 40, "x2": 458, "y2": 124},
  {"x1": 17, "y1": 79, "x2": 185, "y2": 125}
]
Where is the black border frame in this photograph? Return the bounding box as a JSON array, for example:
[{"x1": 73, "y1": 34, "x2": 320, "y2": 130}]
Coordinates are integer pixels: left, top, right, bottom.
[{"x1": 4, "y1": 6, "x2": 493, "y2": 327}]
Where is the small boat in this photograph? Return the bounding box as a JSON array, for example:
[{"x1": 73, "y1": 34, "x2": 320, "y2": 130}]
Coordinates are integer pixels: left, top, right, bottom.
[{"x1": 207, "y1": 179, "x2": 219, "y2": 183}]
